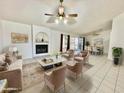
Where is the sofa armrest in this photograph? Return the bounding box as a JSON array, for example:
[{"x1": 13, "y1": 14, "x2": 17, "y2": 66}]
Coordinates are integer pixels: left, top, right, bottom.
[{"x1": 0, "y1": 69, "x2": 22, "y2": 90}]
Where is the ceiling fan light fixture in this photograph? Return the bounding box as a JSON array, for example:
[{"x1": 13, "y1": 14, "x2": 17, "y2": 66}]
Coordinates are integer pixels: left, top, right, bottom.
[
  {"x1": 45, "y1": 0, "x2": 78, "y2": 24},
  {"x1": 55, "y1": 19, "x2": 59, "y2": 24},
  {"x1": 59, "y1": 16, "x2": 63, "y2": 20},
  {"x1": 66, "y1": 15, "x2": 69, "y2": 18},
  {"x1": 64, "y1": 19, "x2": 68, "y2": 24}
]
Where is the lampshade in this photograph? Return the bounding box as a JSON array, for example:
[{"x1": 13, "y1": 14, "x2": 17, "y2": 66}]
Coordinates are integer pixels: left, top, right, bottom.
[{"x1": 9, "y1": 46, "x2": 18, "y2": 52}]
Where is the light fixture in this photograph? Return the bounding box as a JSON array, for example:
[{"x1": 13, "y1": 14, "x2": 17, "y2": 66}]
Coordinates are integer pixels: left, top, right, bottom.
[
  {"x1": 55, "y1": 19, "x2": 59, "y2": 24},
  {"x1": 59, "y1": 16, "x2": 63, "y2": 20},
  {"x1": 45, "y1": 0, "x2": 78, "y2": 24},
  {"x1": 64, "y1": 19, "x2": 68, "y2": 24},
  {"x1": 55, "y1": 17, "x2": 68, "y2": 24},
  {"x1": 9, "y1": 46, "x2": 18, "y2": 55}
]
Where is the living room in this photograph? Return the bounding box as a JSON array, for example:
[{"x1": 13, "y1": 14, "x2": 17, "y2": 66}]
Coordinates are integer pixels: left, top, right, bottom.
[{"x1": 1, "y1": 0, "x2": 124, "y2": 93}]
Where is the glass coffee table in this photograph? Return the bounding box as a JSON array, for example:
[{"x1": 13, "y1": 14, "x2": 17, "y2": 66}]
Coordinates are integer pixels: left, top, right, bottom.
[{"x1": 37, "y1": 55, "x2": 67, "y2": 70}]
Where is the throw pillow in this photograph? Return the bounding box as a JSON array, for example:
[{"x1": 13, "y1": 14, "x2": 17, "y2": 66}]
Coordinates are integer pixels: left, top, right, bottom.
[
  {"x1": 0, "y1": 54, "x2": 5, "y2": 62},
  {"x1": 0, "y1": 65, "x2": 7, "y2": 71},
  {"x1": 0, "y1": 61, "x2": 8, "y2": 71},
  {"x1": 0, "y1": 60, "x2": 6, "y2": 66},
  {"x1": 5, "y1": 53, "x2": 12, "y2": 65}
]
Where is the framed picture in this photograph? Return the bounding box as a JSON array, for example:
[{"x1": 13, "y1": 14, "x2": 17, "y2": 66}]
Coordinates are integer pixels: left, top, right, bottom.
[{"x1": 11, "y1": 32, "x2": 28, "y2": 43}]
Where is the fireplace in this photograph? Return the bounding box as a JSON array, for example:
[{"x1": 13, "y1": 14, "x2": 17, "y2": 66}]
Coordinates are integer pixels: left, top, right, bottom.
[{"x1": 36, "y1": 45, "x2": 48, "y2": 54}]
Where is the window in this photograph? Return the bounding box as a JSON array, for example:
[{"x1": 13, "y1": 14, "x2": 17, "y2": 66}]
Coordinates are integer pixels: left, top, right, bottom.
[
  {"x1": 70, "y1": 37, "x2": 79, "y2": 50},
  {"x1": 70, "y1": 37, "x2": 84, "y2": 51}
]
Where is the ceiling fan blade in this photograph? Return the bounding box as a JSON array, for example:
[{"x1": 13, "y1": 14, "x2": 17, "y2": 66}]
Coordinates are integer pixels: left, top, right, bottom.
[
  {"x1": 66, "y1": 17, "x2": 77, "y2": 24},
  {"x1": 67, "y1": 14, "x2": 78, "y2": 17},
  {"x1": 46, "y1": 16, "x2": 57, "y2": 23},
  {"x1": 45, "y1": 13, "x2": 55, "y2": 16}
]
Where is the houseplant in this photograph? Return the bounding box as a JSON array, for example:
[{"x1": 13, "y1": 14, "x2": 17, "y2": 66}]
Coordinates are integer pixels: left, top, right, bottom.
[
  {"x1": 85, "y1": 41, "x2": 90, "y2": 50},
  {"x1": 86, "y1": 41, "x2": 90, "y2": 47},
  {"x1": 112, "y1": 47, "x2": 122, "y2": 65}
]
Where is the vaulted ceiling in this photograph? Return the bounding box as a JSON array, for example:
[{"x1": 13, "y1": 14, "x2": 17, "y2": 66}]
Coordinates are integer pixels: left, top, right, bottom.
[{"x1": 0, "y1": 0, "x2": 124, "y2": 34}]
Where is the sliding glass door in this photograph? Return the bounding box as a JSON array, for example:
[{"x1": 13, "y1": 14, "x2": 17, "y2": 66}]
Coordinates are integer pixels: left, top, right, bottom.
[
  {"x1": 70, "y1": 37, "x2": 78, "y2": 50},
  {"x1": 70, "y1": 37, "x2": 84, "y2": 51}
]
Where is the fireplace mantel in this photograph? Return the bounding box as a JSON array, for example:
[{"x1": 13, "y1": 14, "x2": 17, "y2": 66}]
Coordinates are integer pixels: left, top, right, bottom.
[{"x1": 32, "y1": 27, "x2": 50, "y2": 57}]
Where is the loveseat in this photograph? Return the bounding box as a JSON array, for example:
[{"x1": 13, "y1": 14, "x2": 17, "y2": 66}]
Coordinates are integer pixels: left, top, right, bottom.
[{"x1": 0, "y1": 53, "x2": 23, "y2": 90}]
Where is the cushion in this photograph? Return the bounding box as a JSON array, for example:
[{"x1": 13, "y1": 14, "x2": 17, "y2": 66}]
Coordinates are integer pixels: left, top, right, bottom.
[
  {"x1": 0, "y1": 54, "x2": 5, "y2": 62},
  {"x1": 8, "y1": 59, "x2": 22, "y2": 70},
  {"x1": 0, "y1": 65, "x2": 8, "y2": 71},
  {"x1": 0, "y1": 61, "x2": 7, "y2": 66},
  {"x1": 81, "y1": 52, "x2": 87, "y2": 57},
  {"x1": 74, "y1": 57, "x2": 84, "y2": 61},
  {"x1": 4, "y1": 53, "x2": 12, "y2": 65},
  {"x1": 78, "y1": 53, "x2": 83, "y2": 57},
  {"x1": 0, "y1": 66, "x2": 7, "y2": 71},
  {"x1": 0, "y1": 61, "x2": 8, "y2": 71}
]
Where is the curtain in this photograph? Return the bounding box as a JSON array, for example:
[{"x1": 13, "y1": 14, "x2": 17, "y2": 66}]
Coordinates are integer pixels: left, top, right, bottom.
[
  {"x1": 60, "y1": 34, "x2": 63, "y2": 52},
  {"x1": 67, "y1": 35, "x2": 70, "y2": 50},
  {"x1": 83, "y1": 37, "x2": 85, "y2": 51}
]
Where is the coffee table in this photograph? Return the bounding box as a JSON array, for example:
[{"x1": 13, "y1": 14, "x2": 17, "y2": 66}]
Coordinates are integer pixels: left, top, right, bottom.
[{"x1": 37, "y1": 55, "x2": 67, "y2": 70}]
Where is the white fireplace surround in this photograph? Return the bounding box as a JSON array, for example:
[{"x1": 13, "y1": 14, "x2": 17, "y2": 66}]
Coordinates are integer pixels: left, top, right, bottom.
[{"x1": 32, "y1": 25, "x2": 51, "y2": 57}]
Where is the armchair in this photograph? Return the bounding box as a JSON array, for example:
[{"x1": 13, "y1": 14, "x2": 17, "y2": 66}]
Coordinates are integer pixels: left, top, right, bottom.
[
  {"x1": 44, "y1": 66, "x2": 66, "y2": 93},
  {"x1": 67, "y1": 62, "x2": 83, "y2": 79},
  {"x1": 74, "y1": 50, "x2": 89, "y2": 64},
  {"x1": 62, "y1": 49, "x2": 74, "y2": 60},
  {"x1": 84, "y1": 51, "x2": 90, "y2": 64}
]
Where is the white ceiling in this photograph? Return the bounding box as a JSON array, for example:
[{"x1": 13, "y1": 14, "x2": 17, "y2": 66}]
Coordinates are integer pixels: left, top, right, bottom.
[{"x1": 0, "y1": 0, "x2": 124, "y2": 34}]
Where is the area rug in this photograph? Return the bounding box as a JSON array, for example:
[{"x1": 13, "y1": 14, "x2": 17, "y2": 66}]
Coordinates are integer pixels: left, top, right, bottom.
[
  {"x1": 22, "y1": 62, "x2": 93, "y2": 89},
  {"x1": 83, "y1": 63, "x2": 93, "y2": 72},
  {"x1": 23, "y1": 62, "x2": 44, "y2": 89}
]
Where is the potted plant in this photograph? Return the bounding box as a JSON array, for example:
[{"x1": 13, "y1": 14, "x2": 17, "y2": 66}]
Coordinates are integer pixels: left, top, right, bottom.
[
  {"x1": 85, "y1": 41, "x2": 90, "y2": 50},
  {"x1": 112, "y1": 47, "x2": 122, "y2": 65},
  {"x1": 86, "y1": 41, "x2": 90, "y2": 46}
]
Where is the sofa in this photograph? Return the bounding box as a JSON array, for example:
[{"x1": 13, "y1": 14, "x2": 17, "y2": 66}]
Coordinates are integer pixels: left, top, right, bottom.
[{"x1": 0, "y1": 53, "x2": 23, "y2": 90}]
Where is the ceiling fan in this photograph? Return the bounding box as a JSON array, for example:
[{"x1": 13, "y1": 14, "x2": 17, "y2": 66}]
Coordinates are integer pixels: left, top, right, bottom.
[{"x1": 45, "y1": 0, "x2": 78, "y2": 24}]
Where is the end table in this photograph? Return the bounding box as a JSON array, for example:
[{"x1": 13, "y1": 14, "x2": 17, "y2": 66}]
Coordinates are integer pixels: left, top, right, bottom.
[{"x1": 0, "y1": 79, "x2": 8, "y2": 93}]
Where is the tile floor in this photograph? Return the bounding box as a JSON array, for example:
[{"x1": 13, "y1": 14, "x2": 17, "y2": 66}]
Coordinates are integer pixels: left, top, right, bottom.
[{"x1": 20, "y1": 55, "x2": 124, "y2": 93}]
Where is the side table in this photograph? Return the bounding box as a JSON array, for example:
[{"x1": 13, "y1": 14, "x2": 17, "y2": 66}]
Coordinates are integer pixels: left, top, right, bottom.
[{"x1": 0, "y1": 79, "x2": 8, "y2": 93}]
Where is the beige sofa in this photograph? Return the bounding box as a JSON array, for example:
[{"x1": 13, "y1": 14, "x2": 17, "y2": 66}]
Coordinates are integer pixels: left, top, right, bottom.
[{"x1": 0, "y1": 54, "x2": 23, "y2": 90}]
